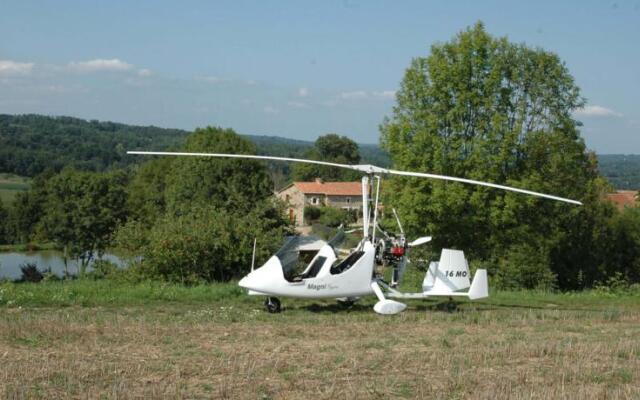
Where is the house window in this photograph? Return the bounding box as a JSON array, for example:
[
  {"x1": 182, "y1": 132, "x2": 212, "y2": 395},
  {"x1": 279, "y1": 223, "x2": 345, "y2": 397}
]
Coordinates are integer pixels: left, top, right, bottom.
[
  {"x1": 346, "y1": 197, "x2": 351, "y2": 204},
  {"x1": 311, "y1": 197, "x2": 319, "y2": 205},
  {"x1": 285, "y1": 194, "x2": 290, "y2": 202}
]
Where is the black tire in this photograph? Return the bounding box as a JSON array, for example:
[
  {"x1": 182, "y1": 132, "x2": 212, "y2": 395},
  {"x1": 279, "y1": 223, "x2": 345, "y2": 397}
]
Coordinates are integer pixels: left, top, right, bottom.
[
  {"x1": 446, "y1": 299, "x2": 457, "y2": 312},
  {"x1": 264, "y1": 297, "x2": 281, "y2": 313},
  {"x1": 337, "y1": 299, "x2": 355, "y2": 308}
]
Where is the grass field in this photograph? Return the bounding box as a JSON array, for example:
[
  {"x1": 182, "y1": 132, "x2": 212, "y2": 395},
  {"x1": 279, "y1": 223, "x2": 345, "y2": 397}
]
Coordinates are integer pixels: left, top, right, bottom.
[
  {"x1": 1, "y1": 281, "x2": 639, "y2": 399},
  {"x1": 0, "y1": 173, "x2": 30, "y2": 205}
]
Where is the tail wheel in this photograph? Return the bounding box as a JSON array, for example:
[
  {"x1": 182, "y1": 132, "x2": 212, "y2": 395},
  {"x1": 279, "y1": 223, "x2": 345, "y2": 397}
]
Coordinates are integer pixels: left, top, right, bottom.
[{"x1": 264, "y1": 297, "x2": 281, "y2": 313}]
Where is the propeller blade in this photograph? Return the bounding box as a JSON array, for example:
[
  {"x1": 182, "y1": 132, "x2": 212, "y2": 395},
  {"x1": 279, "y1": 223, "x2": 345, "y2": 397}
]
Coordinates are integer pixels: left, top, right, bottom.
[
  {"x1": 127, "y1": 151, "x2": 582, "y2": 205},
  {"x1": 409, "y1": 236, "x2": 432, "y2": 247}
]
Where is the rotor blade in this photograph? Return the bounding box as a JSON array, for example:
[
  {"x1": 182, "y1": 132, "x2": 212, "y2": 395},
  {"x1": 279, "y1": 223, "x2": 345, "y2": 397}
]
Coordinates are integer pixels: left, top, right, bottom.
[
  {"x1": 388, "y1": 169, "x2": 582, "y2": 205},
  {"x1": 127, "y1": 151, "x2": 582, "y2": 205},
  {"x1": 126, "y1": 151, "x2": 361, "y2": 171},
  {"x1": 409, "y1": 236, "x2": 432, "y2": 247}
]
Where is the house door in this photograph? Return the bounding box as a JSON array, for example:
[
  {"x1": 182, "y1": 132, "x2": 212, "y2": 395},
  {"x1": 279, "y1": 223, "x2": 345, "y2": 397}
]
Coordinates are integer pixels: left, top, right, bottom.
[{"x1": 289, "y1": 208, "x2": 294, "y2": 222}]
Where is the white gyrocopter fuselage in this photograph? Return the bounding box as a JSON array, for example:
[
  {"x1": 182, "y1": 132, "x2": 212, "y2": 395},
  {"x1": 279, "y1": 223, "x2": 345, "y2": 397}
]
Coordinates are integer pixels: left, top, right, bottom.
[{"x1": 127, "y1": 151, "x2": 582, "y2": 315}]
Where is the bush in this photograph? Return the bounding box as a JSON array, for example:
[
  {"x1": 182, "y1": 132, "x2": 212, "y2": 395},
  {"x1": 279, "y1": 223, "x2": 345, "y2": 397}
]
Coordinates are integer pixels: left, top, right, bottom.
[
  {"x1": 493, "y1": 244, "x2": 557, "y2": 291},
  {"x1": 86, "y1": 259, "x2": 120, "y2": 280},
  {"x1": 317, "y1": 207, "x2": 358, "y2": 228},
  {"x1": 304, "y1": 206, "x2": 322, "y2": 224},
  {"x1": 19, "y1": 263, "x2": 43, "y2": 283},
  {"x1": 119, "y1": 202, "x2": 291, "y2": 284}
]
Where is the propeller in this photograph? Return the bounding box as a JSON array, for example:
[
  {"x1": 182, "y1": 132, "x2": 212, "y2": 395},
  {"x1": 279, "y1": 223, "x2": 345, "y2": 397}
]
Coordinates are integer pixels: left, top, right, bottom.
[
  {"x1": 127, "y1": 151, "x2": 582, "y2": 205},
  {"x1": 408, "y1": 236, "x2": 432, "y2": 247}
]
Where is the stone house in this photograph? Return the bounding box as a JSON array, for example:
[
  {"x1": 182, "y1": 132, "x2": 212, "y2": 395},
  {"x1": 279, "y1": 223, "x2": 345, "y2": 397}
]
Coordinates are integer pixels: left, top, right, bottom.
[{"x1": 276, "y1": 178, "x2": 364, "y2": 226}]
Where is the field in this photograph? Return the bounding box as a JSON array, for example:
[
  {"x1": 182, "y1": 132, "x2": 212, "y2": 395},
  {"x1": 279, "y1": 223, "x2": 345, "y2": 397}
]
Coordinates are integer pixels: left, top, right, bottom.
[
  {"x1": 0, "y1": 281, "x2": 638, "y2": 399},
  {"x1": 0, "y1": 173, "x2": 30, "y2": 205}
]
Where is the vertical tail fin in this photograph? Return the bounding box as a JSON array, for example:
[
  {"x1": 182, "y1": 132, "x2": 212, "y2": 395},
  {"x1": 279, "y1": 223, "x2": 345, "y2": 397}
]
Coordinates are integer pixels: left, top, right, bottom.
[
  {"x1": 422, "y1": 249, "x2": 471, "y2": 293},
  {"x1": 468, "y1": 269, "x2": 488, "y2": 300}
]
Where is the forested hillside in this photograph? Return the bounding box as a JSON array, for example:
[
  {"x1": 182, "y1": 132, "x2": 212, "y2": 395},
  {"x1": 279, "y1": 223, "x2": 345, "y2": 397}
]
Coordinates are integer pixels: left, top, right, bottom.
[
  {"x1": 597, "y1": 155, "x2": 640, "y2": 190},
  {"x1": 0, "y1": 114, "x2": 636, "y2": 190},
  {"x1": 0, "y1": 114, "x2": 188, "y2": 176},
  {"x1": 0, "y1": 114, "x2": 390, "y2": 181}
]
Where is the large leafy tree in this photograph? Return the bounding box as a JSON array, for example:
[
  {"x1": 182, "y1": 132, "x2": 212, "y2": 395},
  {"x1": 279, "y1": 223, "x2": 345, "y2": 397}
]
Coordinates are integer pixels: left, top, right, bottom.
[
  {"x1": 380, "y1": 22, "x2": 607, "y2": 289},
  {"x1": 164, "y1": 126, "x2": 273, "y2": 214},
  {"x1": 41, "y1": 169, "x2": 128, "y2": 275},
  {"x1": 116, "y1": 126, "x2": 293, "y2": 282},
  {"x1": 291, "y1": 134, "x2": 361, "y2": 181}
]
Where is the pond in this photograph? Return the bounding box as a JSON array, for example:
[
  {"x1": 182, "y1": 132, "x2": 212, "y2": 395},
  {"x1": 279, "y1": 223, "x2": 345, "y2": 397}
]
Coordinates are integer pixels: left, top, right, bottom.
[{"x1": 0, "y1": 250, "x2": 128, "y2": 281}]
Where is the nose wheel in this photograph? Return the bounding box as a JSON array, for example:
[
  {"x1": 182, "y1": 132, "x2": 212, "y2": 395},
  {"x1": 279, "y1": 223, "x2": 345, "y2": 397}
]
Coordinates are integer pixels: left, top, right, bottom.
[{"x1": 264, "y1": 297, "x2": 281, "y2": 313}]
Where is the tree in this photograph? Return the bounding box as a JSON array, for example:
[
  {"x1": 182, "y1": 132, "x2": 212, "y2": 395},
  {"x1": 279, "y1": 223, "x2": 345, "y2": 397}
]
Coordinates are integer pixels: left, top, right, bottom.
[
  {"x1": 114, "y1": 126, "x2": 294, "y2": 282},
  {"x1": 164, "y1": 126, "x2": 273, "y2": 215},
  {"x1": 127, "y1": 157, "x2": 172, "y2": 227},
  {"x1": 380, "y1": 22, "x2": 604, "y2": 289},
  {"x1": 41, "y1": 169, "x2": 128, "y2": 275},
  {"x1": 291, "y1": 134, "x2": 361, "y2": 182},
  {"x1": 10, "y1": 172, "x2": 51, "y2": 243},
  {"x1": 0, "y1": 198, "x2": 8, "y2": 244}
]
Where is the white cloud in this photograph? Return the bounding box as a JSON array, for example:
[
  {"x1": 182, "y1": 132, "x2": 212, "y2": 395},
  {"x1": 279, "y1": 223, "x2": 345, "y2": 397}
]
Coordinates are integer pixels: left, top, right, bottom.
[
  {"x1": 0, "y1": 60, "x2": 34, "y2": 76},
  {"x1": 373, "y1": 90, "x2": 396, "y2": 100},
  {"x1": 298, "y1": 87, "x2": 310, "y2": 97},
  {"x1": 263, "y1": 106, "x2": 279, "y2": 114},
  {"x1": 137, "y1": 68, "x2": 152, "y2": 77},
  {"x1": 287, "y1": 101, "x2": 309, "y2": 109},
  {"x1": 199, "y1": 76, "x2": 225, "y2": 83},
  {"x1": 339, "y1": 90, "x2": 369, "y2": 100},
  {"x1": 337, "y1": 90, "x2": 396, "y2": 101},
  {"x1": 68, "y1": 58, "x2": 133, "y2": 72},
  {"x1": 574, "y1": 105, "x2": 623, "y2": 118}
]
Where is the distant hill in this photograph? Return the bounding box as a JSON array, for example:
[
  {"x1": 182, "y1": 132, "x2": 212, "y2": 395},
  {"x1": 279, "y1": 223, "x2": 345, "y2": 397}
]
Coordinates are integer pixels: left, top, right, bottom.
[
  {"x1": 597, "y1": 155, "x2": 640, "y2": 190},
  {"x1": 0, "y1": 114, "x2": 188, "y2": 176},
  {"x1": 0, "y1": 114, "x2": 390, "y2": 180},
  {"x1": 1, "y1": 114, "x2": 635, "y2": 189}
]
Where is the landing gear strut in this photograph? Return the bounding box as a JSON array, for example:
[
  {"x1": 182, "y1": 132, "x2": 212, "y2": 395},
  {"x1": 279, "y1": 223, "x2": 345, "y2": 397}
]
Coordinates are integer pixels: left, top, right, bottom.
[{"x1": 264, "y1": 297, "x2": 281, "y2": 313}]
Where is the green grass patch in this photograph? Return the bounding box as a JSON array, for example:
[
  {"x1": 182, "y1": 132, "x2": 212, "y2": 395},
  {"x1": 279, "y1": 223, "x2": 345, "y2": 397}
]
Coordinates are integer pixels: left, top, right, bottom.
[
  {"x1": 1, "y1": 279, "x2": 639, "y2": 314},
  {"x1": 0, "y1": 280, "x2": 247, "y2": 307},
  {"x1": 0, "y1": 173, "x2": 30, "y2": 205}
]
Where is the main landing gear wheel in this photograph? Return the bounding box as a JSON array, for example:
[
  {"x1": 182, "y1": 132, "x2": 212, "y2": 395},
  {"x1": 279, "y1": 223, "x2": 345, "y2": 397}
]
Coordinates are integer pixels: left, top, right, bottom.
[
  {"x1": 337, "y1": 298, "x2": 356, "y2": 308},
  {"x1": 446, "y1": 297, "x2": 457, "y2": 312},
  {"x1": 264, "y1": 297, "x2": 281, "y2": 313}
]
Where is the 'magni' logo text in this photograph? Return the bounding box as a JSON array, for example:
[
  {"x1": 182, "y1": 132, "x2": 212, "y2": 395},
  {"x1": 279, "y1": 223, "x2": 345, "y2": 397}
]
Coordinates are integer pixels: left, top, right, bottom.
[{"x1": 307, "y1": 283, "x2": 327, "y2": 291}]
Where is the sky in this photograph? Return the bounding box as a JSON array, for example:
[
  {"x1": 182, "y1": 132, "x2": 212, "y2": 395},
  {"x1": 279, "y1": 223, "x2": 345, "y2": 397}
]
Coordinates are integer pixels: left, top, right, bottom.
[{"x1": 0, "y1": 0, "x2": 638, "y2": 152}]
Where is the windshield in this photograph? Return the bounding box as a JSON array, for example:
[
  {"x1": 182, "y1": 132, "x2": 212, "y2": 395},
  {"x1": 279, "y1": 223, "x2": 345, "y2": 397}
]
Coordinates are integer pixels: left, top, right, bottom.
[
  {"x1": 275, "y1": 235, "x2": 327, "y2": 280},
  {"x1": 275, "y1": 229, "x2": 362, "y2": 281}
]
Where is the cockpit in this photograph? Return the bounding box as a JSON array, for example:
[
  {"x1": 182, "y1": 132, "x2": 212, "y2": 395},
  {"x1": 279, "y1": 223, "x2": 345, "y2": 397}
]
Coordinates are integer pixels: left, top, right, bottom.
[{"x1": 275, "y1": 229, "x2": 365, "y2": 282}]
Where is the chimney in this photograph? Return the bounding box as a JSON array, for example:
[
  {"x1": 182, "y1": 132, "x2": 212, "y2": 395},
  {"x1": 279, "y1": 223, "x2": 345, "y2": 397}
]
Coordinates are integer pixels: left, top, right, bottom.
[{"x1": 314, "y1": 177, "x2": 323, "y2": 184}]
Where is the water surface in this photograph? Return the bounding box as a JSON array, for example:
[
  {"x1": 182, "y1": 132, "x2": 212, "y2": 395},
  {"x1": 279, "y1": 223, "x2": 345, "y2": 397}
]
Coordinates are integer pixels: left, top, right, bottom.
[{"x1": 0, "y1": 250, "x2": 127, "y2": 280}]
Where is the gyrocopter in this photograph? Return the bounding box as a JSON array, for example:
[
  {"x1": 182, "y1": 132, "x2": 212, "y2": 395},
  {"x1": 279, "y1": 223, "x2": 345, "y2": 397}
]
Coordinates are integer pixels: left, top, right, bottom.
[{"x1": 128, "y1": 150, "x2": 582, "y2": 315}]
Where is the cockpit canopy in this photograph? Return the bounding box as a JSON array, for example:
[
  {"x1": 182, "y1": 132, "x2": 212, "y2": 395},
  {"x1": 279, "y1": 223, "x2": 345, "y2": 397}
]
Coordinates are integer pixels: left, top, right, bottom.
[{"x1": 275, "y1": 228, "x2": 362, "y2": 282}]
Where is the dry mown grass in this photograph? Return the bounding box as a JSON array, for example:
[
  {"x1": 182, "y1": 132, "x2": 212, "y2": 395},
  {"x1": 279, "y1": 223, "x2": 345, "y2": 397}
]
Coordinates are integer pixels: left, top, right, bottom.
[{"x1": 1, "y1": 297, "x2": 639, "y2": 399}]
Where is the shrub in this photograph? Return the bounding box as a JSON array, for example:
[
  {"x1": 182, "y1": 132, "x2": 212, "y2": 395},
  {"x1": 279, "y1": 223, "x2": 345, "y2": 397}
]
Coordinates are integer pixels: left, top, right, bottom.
[
  {"x1": 19, "y1": 262, "x2": 43, "y2": 283},
  {"x1": 304, "y1": 206, "x2": 322, "y2": 224}
]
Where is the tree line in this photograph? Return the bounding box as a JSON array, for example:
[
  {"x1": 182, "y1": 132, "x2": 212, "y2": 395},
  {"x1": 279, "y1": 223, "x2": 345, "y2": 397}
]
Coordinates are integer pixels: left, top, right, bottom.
[{"x1": 0, "y1": 127, "x2": 294, "y2": 283}]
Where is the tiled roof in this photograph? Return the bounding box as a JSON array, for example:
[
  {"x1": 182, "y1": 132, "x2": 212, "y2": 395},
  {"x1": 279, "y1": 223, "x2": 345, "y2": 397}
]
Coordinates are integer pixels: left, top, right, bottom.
[
  {"x1": 292, "y1": 181, "x2": 363, "y2": 196},
  {"x1": 606, "y1": 190, "x2": 638, "y2": 210}
]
